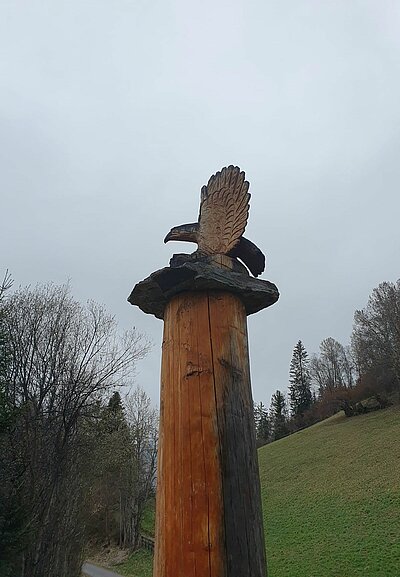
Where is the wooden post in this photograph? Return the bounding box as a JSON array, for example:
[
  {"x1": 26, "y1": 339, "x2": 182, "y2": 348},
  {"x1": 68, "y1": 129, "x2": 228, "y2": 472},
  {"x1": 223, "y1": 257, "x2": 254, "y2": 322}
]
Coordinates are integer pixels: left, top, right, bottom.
[
  {"x1": 154, "y1": 291, "x2": 267, "y2": 577},
  {"x1": 128, "y1": 168, "x2": 279, "y2": 575}
]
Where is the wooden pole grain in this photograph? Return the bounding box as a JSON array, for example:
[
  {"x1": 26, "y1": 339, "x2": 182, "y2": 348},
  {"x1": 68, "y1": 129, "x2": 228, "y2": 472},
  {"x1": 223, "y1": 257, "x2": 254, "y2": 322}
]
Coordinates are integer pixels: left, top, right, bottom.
[{"x1": 154, "y1": 290, "x2": 267, "y2": 577}]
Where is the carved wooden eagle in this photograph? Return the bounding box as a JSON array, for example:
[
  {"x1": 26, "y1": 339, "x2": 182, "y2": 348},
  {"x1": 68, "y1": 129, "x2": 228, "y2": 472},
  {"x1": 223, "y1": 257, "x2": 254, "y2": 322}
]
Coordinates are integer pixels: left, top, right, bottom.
[{"x1": 164, "y1": 166, "x2": 265, "y2": 277}]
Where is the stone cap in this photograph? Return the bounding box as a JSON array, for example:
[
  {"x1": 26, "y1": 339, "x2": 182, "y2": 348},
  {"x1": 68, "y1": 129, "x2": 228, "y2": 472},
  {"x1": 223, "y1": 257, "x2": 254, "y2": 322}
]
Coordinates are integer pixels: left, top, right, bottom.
[{"x1": 128, "y1": 254, "x2": 279, "y2": 319}]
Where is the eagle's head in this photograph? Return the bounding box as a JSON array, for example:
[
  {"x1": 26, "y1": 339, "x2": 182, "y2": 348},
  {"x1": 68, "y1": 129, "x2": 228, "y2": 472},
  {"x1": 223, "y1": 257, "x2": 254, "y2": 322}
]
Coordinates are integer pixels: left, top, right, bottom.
[{"x1": 164, "y1": 223, "x2": 199, "y2": 244}]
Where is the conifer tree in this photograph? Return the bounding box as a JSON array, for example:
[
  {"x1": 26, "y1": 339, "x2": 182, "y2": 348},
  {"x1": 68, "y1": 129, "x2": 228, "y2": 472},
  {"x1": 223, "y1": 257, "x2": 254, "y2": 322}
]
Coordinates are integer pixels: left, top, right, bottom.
[
  {"x1": 254, "y1": 401, "x2": 270, "y2": 444},
  {"x1": 269, "y1": 390, "x2": 289, "y2": 441},
  {"x1": 288, "y1": 340, "x2": 313, "y2": 417}
]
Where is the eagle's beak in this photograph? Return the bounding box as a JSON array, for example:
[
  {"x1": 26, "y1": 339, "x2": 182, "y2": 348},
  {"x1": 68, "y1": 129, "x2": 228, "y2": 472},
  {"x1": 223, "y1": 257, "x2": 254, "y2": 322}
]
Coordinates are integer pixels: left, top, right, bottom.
[{"x1": 164, "y1": 231, "x2": 173, "y2": 243}]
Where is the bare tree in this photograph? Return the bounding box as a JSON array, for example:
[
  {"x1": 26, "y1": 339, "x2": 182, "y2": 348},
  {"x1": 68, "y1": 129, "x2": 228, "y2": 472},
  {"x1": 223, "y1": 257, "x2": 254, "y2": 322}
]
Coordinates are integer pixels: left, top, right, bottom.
[
  {"x1": 1, "y1": 282, "x2": 150, "y2": 577},
  {"x1": 120, "y1": 386, "x2": 158, "y2": 550},
  {"x1": 0, "y1": 270, "x2": 20, "y2": 577},
  {"x1": 0, "y1": 270, "x2": 13, "y2": 297},
  {"x1": 352, "y1": 280, "x2": 400, "y2": 395},
  {"x1": 311, "y1": 337, "x2": 355, "y2": 394}
]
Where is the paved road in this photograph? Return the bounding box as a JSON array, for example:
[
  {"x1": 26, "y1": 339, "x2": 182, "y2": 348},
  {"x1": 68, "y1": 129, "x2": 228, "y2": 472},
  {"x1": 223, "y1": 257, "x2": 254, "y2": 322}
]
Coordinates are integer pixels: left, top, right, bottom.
[{"x1": 82, "y1": 562, "x2": 124, "y2": 577}]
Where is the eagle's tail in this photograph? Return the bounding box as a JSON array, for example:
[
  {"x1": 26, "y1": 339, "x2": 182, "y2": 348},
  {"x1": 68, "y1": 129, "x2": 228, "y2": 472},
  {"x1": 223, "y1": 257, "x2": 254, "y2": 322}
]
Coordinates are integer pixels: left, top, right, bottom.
[{"x1": 229, "y1": 236, "x2": 266, "y2": 277}]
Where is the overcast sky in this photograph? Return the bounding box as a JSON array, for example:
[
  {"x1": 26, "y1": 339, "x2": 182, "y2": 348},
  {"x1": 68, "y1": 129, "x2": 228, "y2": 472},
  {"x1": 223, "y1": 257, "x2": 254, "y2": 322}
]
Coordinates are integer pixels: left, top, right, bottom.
[{"x1": 2, "y1": 1, "x2": 400, "y2": 406}]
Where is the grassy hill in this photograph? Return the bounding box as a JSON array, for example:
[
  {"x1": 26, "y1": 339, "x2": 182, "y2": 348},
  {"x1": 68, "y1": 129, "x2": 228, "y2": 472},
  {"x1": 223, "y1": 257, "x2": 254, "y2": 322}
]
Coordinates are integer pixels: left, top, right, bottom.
[
  {"x1": 260, "y1": 405, "x2": 400, "y2": 577},
  {"x1": 116, "y1": 405, "x2": 400, "y2": 577}
]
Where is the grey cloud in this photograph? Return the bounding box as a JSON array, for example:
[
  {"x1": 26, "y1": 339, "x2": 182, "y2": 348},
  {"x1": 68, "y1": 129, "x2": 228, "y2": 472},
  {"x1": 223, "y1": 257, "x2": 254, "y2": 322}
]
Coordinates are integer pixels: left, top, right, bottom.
[{"x1": 1, "y1": 0, "x2": 400, "y2": 405}]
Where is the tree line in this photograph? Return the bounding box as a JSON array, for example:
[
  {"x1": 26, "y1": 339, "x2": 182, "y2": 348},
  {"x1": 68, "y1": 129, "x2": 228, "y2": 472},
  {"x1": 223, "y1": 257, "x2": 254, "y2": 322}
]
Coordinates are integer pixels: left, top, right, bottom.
[
  {"x1": 254, "y1": 279, "x2": 400, "y2": 445},
  {"x1": 0, "y1": 278, "x2": 156, "y2": 577},
  {"x1": 2, "y1": 275, "x2": 399, "y2": 573}
]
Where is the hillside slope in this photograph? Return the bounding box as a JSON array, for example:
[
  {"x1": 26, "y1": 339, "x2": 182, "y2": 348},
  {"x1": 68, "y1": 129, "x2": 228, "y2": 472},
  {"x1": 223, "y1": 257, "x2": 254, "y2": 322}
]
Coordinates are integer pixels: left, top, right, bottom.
[
  {"x1": 113, "y1": 406, "x2": 400, "y2": 577},
  {"x1": 259, "y1": 405, "x2": 400, "y2": 577}
]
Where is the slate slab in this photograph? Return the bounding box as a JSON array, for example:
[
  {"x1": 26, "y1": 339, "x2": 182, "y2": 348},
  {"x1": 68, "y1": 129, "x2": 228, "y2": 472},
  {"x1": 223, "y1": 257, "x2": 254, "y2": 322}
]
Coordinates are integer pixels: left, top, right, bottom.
[{"x1": 128, "y1": 254, "x2": 279, "y2": 319}]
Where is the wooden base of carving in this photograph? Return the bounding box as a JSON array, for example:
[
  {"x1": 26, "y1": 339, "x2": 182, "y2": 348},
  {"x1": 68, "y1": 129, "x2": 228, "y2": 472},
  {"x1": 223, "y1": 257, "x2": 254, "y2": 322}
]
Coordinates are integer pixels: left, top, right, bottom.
[{"x1": 154, "y1": 291, "x2": 267, "y2": 577}]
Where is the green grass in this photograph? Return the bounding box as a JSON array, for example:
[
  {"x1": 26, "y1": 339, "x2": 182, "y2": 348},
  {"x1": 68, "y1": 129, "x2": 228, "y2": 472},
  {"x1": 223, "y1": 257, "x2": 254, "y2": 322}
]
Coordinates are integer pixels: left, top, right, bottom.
[
  {"x1": 117, "y1": 406, "x2": 400, "y2": 576},
  {"x1": 259, "y1": 406, "x2": 400, "y2": 577},
  {"x1": 110, "y1": 504, "x2": 155, "y2": 576},
  {"x1": 114, "y1": 549, "x2": 153, "y2": 577},
  {"x1": 140, "y1": 499, "x2": 155, "y2": 538}
]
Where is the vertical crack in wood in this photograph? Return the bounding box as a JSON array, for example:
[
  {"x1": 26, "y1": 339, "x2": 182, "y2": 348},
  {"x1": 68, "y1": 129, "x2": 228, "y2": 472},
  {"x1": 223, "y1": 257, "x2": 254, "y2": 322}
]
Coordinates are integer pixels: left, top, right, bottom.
[
  {"x1": 207, "y1": 292, "x2": 228, "y2": 577},
  {"x1": 183, "y1": 298, "x2": 195, "y2": 576},
  {"x1": 177, "y1": 301, "x2": 183, "y2": 574},
  {"x1": 171, "y1": 299, "x2": 177, "y2": 573},
  {"x1": 195, "y1": 298, "x2": 212, "y2": 577}
]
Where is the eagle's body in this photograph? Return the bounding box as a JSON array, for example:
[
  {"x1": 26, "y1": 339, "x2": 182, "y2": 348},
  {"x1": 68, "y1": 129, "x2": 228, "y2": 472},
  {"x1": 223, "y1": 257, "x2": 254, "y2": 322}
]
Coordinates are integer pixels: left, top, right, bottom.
[{"x1": 164, "y1": 166, "x2": 265, "y2": 277}]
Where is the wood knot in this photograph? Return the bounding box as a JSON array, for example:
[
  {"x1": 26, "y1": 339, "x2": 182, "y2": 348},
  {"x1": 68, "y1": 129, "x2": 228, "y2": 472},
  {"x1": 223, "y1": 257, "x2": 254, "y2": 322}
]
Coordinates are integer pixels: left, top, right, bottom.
[{"x1": 185, "y1": 362, "x2": 210, "y2": 378}]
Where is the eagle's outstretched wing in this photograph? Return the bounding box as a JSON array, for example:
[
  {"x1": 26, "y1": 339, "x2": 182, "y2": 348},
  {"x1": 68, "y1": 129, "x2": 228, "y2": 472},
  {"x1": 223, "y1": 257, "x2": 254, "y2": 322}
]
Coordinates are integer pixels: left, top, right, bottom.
[{"x1": 198, "y1": 165, "x2": 250, "y2": 255}]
